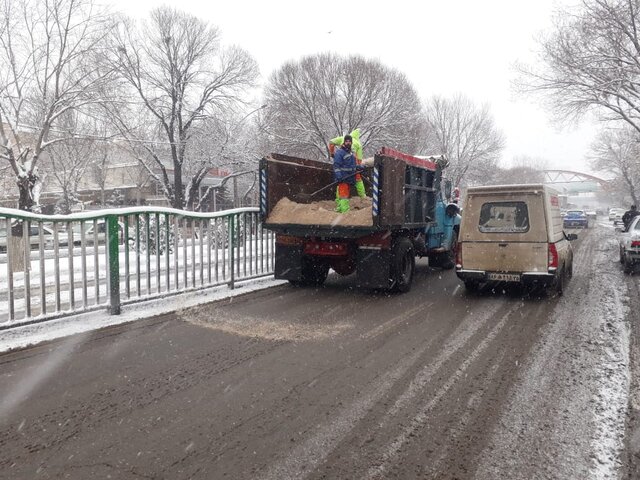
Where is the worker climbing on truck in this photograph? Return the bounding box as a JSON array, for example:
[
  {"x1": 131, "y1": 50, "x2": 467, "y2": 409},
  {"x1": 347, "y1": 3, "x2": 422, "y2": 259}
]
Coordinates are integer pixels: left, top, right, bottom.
[
  {"x1": 330, "y1": 128, "x2": 366, "y2": 199},
  {"x1": 333, "y1": 134, "x2": 364, "y2": 213}
]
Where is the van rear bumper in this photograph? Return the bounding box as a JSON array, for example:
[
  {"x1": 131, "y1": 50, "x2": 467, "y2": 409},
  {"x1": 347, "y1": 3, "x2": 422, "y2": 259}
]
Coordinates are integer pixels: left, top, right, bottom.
[
  {"x1": 456, "y1": 269, "x2": 556, "y2": 285},
  {"x1": 456, "y1": 269, "x2": 486, "y2": 282},
  {"x1": 521, "y1": 272, "x2": 556, "y2": 286}
]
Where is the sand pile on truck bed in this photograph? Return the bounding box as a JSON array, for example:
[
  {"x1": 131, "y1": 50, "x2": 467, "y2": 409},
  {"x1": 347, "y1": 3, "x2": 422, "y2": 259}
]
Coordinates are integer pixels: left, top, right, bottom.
[{"x1": 267, "y1": 197, "x2": 373, "y2": 227}]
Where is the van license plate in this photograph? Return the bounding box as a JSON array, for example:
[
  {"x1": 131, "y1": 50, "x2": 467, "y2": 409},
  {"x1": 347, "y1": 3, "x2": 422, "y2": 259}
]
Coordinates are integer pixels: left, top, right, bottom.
[{"x1": 487, "y1": 273, "x2": 521, "y2": 282}]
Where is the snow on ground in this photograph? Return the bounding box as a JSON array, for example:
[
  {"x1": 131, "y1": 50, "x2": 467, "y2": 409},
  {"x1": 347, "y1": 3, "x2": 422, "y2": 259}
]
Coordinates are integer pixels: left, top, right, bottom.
[
  {"x1": 0, "y1": 276, "x2": 286, "y2": 354},
  {"x1": 589, "y1": 237, "x2": 631, "y2": 479},
  {"x1": 476, "y1": 223, "x2": 632, "y2": 480}
]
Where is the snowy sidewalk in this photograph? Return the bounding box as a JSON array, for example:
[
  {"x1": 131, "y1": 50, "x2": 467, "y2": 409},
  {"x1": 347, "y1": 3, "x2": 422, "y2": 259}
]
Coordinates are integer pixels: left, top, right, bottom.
[{"x1": 0, "y1": 276, "x2": 286, "y2": 353}]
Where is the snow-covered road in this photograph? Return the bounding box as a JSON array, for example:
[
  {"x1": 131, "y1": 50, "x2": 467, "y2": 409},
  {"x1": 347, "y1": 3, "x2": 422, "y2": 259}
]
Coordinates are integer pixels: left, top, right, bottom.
[
  {"x1": 0, "y1": 221, "x2": 638, "y2": 479},
  {"x1": 475, "y1": 221, "x2": 633, "y2": 479}
]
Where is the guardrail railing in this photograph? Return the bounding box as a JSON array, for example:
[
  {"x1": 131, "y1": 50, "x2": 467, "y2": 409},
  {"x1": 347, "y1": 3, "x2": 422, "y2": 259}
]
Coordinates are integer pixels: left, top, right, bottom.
[{"x1": 0, "y1": 206, "x2": 275, "y2": 329}]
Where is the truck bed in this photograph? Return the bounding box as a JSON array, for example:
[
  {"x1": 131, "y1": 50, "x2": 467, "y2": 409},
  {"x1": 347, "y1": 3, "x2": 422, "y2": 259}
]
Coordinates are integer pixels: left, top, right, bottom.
[{"x1": 259, "y1": 149, "x2": 439, "y2": 236}]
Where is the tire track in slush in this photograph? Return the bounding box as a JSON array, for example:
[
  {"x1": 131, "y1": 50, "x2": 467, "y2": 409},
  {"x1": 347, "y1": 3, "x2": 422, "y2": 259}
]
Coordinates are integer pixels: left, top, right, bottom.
[
  {"x1": 363, "y1": 304, "x2": 518, "y2": 480},
  {"x1": 425, "y1": 348, "x2": 508, "y2": 477},
  {"x1": 473, "y1": 224, "x2": 631, "y2": 480},
  {"x1": 258, "y1": 299, "x2": 509, "y2": 480}
]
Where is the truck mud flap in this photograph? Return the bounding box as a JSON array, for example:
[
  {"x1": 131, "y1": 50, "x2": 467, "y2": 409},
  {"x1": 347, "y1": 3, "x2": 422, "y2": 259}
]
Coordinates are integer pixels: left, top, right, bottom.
[
  {"x1": 275, "y1": 245, "x2": 304, "y2": 281},
  {"x1": 356, "y1": 248, "x2": 391, "y2": 289}
]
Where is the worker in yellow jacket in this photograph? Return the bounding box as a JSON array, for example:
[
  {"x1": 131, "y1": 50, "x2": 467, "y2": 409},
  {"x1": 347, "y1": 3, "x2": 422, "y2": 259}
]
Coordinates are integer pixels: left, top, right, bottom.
[{"x1": 329, "y1": 128, "x2": 366, "y2": 198}]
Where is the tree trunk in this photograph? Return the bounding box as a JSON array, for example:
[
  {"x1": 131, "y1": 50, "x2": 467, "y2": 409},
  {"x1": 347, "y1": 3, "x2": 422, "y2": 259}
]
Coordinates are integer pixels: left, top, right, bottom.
[
  {"x1": 17, "y1": 173, "x2": 37, "y2": 212},
  {"x1": 173, "y1": 164, "x2": 183, "y2": 210},
  {"x1": 9, "y1": 222, "x2": 26, "y2": 273},
  {"x1": 12, "y1": 175, "x2": 38, "y2": 272}
]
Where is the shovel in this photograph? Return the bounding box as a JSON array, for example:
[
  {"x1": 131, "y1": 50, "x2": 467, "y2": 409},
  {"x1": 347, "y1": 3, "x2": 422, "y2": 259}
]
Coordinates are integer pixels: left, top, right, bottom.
[{"x1": 295, "y1": 171, "x2": 359, "y2": 203}]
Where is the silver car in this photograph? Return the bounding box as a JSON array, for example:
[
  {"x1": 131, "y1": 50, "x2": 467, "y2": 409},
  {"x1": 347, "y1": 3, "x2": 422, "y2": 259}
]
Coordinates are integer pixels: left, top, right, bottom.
[
  {"x1": 0, "y1": 223, "x2": 69, "y2": 252},
  {"x1": 610, "y1": 208, "x2": 626, "y2": 224},
  {"x1": 619, "y1": 216, "x2": 640, "y2": 273}
]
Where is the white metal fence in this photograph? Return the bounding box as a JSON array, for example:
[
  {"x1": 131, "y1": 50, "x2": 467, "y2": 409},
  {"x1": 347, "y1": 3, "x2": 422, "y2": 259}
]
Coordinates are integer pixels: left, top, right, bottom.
[{"x1": 0, "y1": 207, "x2": 275, "y2": 329}]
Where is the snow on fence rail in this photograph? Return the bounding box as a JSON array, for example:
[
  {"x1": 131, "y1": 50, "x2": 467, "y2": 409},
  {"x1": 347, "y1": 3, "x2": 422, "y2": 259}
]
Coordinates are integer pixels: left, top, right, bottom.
[{"x1": 0, "y1": 206, "x2": 275, "y2": 328}]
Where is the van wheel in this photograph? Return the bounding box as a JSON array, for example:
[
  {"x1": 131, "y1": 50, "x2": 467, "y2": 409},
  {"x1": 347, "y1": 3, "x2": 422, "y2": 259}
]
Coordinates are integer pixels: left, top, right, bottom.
[
  {"x1": 390, "y1": 237, "x2": 415, "y2": 293},
  {"x1": 567, "y1": 259, "x2": 573, "y2": 279},
  {"x1": 555, "y1": 267, "x2": 565, "y2": 296},
  {"x1": 623, "y1": 256, "x2": 634, "y2": 274}
]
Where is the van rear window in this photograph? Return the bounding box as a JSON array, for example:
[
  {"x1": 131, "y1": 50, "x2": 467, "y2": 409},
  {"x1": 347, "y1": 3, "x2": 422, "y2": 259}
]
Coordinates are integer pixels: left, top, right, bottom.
[{"x1": 478, "y1": 201, "x2": 530, "y2": 233}]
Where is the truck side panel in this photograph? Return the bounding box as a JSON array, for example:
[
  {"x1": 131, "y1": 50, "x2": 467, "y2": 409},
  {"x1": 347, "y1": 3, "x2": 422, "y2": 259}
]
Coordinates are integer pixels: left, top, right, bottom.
[
  {"x1": 378, "y1": 156, "x2": 437, "y2": 228},
  {"x1": 379, "y1": 157, "x2": 405, "y2": 226},
  {"x1": 261, "y1": 154, "x2": 334, "y2": 220}
]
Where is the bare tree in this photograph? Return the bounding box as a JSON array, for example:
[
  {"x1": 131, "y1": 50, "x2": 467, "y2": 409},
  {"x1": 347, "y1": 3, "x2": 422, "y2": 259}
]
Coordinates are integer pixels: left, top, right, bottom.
[
  {"x1": 423, "y1": 94, "x2": 505, "y2": 187},
  {"x1": 89, "y1": 128, "x2": 116, "y2": 207},
  {"x1": 105, "y1": 7, "x2": 259, "y2": 210},
  {"x1": 49, "y1": 144, "x2": 92, "y2": 213},
  {"x1": 519, "y1": 0, "x2": 640, "y2": 133},
  {"x1": 0, "y1": 0, "x2": 113, "y2": 211},
  {"x1": 260, "y1": 53, "x2": 427, "y2": 160},
  {"x1": 187, "y1": 111, "x2": 264, "y2": 211},
  {"x1": 590, "y1": 126, "x2": 639, "y2": 204}
]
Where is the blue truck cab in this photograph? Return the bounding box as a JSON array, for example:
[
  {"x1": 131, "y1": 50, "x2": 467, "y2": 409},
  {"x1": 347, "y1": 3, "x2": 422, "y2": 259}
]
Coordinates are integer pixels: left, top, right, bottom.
[{"x1": 420, "y1": 157, "x2": 461, "y2": 268}]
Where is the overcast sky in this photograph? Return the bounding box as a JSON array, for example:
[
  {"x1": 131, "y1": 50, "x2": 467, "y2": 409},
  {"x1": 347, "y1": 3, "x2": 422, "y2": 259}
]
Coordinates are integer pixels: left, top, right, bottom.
[{"x1": 109, "y1": 0, "x2": 597, "y2": 174}]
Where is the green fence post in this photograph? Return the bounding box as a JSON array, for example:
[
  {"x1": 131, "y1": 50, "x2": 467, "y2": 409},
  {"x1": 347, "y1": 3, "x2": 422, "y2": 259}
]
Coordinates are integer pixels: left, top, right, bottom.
[
  {"x1": 228, "y1": 215, "x2": 235, "y2": 290},
  {"x1": 107, "y1": 214, "x2": 121, "y2": 314}
]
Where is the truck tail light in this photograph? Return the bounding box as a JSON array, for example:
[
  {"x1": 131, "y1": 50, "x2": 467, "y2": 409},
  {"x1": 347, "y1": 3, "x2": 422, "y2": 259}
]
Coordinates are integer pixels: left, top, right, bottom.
[
  {"x1": 455, "y1": 242, "x2": 463, "y2": 268},
  {"x1": 356, "y1": 231, "x2": 391, "y2": 250},
  {"x1": 276, "y1": 234, "x2": 304, "y2": 246},
  {"x1": 548, "y1": 243, "x2": 559, "y2": 268},
  {"x1": 304, "y1": 240, "x2": 348, "y2": 256},
  {"x1": 631, "y1": 241, "x2": 640, "y2": 248}
]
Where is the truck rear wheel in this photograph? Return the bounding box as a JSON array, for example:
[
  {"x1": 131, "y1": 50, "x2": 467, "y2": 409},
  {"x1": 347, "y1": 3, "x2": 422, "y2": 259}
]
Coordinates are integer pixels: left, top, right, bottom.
[
  {"x1": 440, "y1": 231, "x2": 458, "y2": 270},
  {"x1": 390, "y1": 237, "x2": 415, "y2": 293}
]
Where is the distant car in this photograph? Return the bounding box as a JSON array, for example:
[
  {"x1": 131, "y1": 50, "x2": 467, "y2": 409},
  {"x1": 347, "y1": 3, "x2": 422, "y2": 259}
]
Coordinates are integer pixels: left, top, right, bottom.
[
  {"x1": 560, "y1": 209, "x2": 568, "y2": 218},
  {"x1": 610, "y1": 208, "x2": 626, "y2": 223},
  {"x1": 0, "y1": 223, "x2": 69, "y2": 252},
  {"x1": 72, "y1": 220, "x2": 126, "y2": 245},
  {"x1": 619, "y1": 215, "x2": 640, "y2": 273},
  {"x1": 563, "y1": 210, "x2": 589, "y2": 229},
  {"x1": 586, "y1": 210, "x2": 597, "y2": 220}
]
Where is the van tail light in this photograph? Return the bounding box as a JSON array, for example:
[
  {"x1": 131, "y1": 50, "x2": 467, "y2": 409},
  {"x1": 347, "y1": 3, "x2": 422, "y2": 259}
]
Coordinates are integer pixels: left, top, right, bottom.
[
  {"x1": 455, "y1": 242, "x2": 463, "y2": 268},
  {"x1": 631, "y1": 241, "x2": 640, "y2": 248},
  {"x1": 548, "y1": 243, "x2": 559, "y2": 268}
]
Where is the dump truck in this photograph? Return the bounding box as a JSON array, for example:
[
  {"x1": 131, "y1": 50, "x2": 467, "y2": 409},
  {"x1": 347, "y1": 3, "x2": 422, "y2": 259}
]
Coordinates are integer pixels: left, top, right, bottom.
[{"x1": 259, "y1": 147, "x2": 460, "y2": 292}]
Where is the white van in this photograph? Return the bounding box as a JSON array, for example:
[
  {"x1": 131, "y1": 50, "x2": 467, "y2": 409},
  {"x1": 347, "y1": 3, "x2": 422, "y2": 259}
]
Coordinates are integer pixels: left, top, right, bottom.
[{"x1": 455, "y1": 184, "x2": 577, "y2": 294}]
